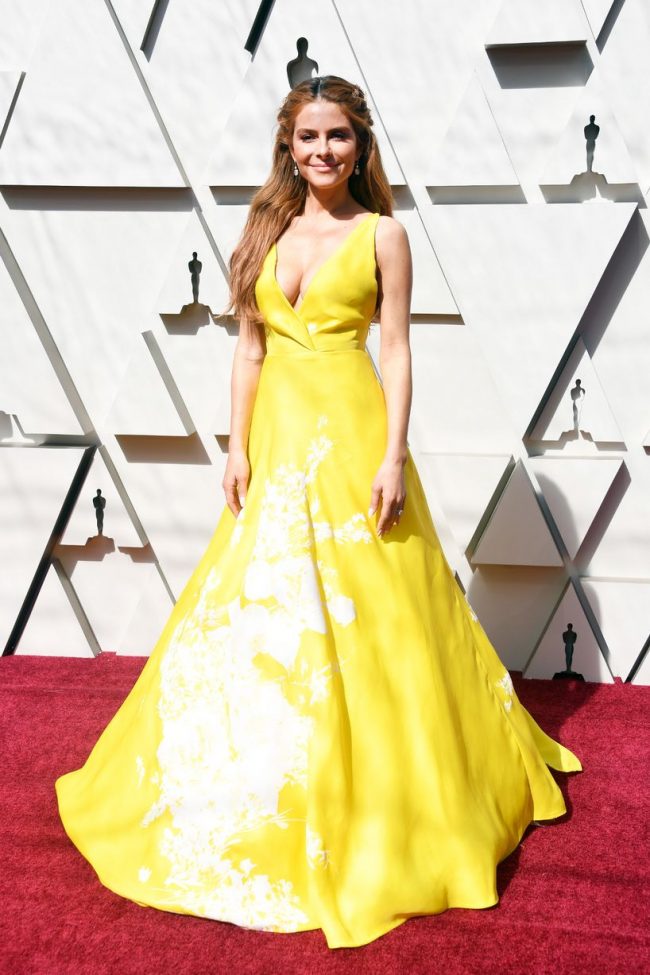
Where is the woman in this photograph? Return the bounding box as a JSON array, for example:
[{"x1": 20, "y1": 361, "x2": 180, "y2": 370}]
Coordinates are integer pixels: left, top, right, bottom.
[
  {"x1": 55, "y1": 76, "x2": 582, "y2": 950},
  {"x1": 224, "y1": 76, "x2": 409, "y2": 544}
]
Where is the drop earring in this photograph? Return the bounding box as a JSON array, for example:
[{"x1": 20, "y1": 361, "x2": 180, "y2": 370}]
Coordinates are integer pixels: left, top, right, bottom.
[
  {"x1": 354, "y1": 160, "x2": 360, "y2": 175},
  {"x1": 293, "y1": 162, "x2": 298, "y2": 176}
]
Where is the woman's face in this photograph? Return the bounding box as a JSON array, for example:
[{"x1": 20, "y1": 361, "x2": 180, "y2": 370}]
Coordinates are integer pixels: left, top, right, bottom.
[{"x1": 290, "y1": 99, "x2": 360, "y2": 189}]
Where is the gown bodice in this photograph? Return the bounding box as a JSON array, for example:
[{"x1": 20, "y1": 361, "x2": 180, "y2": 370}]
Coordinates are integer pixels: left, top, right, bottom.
[{"x1": 254, "y1": 211, "x2": 380, "y2": 356}]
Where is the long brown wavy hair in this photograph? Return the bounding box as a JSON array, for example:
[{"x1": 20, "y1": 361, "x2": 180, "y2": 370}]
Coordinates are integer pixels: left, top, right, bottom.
[{"x1": 226, "y1": 75, "x2": 394, "y2": 325}]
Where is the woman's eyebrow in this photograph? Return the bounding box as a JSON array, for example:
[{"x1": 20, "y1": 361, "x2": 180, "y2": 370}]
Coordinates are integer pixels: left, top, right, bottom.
[{"x1": 295, "y1": 125, "x2": 352, "y2": 134}]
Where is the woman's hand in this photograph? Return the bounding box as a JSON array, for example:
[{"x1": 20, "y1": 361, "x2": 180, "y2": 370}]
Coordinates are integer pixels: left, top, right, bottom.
[
  {"x1": 369, "y1": 457, "x2": 407, "y2": 537},
  {"x1": 222, "y1": 447, "x2": 250, "y2": 517}
]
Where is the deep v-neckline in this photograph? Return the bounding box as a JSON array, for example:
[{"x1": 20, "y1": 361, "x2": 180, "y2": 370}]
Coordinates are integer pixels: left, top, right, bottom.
[{"x1": 272, "y1": 212, "x2": 376, "y2": 316}]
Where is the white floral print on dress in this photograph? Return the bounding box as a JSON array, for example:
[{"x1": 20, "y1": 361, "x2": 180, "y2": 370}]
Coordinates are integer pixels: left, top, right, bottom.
[
  {"x1": 495, "y1": 671, "x2": 514, "y2": 712},
  {"x1": 136, "y1": 424, "x2": 372, "y2": 930},
  {"x1": 306, "y1": 825, "x2": 330, "y2": 869}
]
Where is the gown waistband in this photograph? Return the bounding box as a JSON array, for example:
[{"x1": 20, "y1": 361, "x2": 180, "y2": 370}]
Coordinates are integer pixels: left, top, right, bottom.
[{"x1": 264, "y1": 348, "x2": 369, "y2": 358}]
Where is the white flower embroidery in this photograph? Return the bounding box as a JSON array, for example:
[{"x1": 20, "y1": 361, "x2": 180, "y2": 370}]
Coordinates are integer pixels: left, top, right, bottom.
[
  {"x1": 495, "y1": 672, "x2": 514, "y2": 712},
  {"x1": 290, "y1": 656, "x2": 348, "y2": 705},
  {"x1": 334, "y1": 512, "x2": 373, "y2": 544},
  {"x1": 306, "y1": 826, "x2": 330, "y2": 869},
  {"x1": 313, "y1": 520, "x2": 334, "y2": 542},
  {"x1": 306, "y1": 436, "x2": 334, "y2": 481},
  {"x1": 138, "y1": 866, "x2": 152, "y2": 883},
  {"x1": 327, "y1": 594, "x2": 355, "y2": 626},
  {"x1": 135, "y1": 755, "x2": 145, "y2": 787},
  {"x1": 137, "y1": 427, "x2": 372, "y2": 929}
]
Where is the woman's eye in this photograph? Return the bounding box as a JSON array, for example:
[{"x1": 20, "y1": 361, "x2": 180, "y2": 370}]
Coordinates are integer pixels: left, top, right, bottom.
[{"x1": 298, "y1": 132, "x2": 349, "y2": 141}]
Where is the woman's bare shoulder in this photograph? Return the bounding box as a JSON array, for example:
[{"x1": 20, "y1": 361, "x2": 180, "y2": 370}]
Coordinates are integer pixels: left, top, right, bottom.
[{"x1": 375, "y1": 214, "x2": 410, "y2": 262}]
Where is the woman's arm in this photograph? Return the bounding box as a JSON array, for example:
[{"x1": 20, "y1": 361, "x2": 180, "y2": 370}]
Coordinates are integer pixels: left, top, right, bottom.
[
  {"x1": 222, "y1": 318, "x2": 266, "y2": 517},
  {"x1": 369, "y1": 216, "x2": 413, "y2": 537}
]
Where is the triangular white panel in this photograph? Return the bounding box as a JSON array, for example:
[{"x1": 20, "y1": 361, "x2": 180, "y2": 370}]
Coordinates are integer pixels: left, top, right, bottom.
[
  {"x1": 0, "y1": 196, "x2": 196, "y2": 426},
  {"x1": 0, "y1": 0, "x2": 53, "y2": 67},
  {"x1": 465, "y1": 565, "x2": 567, "y2": 672},
  {"x1": 109, "y1": 0, "x2": 153, "y2": 43},
  {"x1": 529, "y1": 457, "x2": 622, "y2": 559},
  {"x1": 483, "y1": 85, "x2": 577, "y2": 189},
  {"x1": 0, "y1": 256, "x2": 81, "y2": 437},
  {"x1": 205, "y1": 199, "x2": 251, "y2": 273},
  {"x1": 395, "y1": 207, "x2": 458, "y2": 316},
  {"x1": 106, "y1": 449, "x2": 224, "y2": 598},
  {"x1": 104, "y1": 335, "x2": 192, "y2": 437},
  {"x1": 0, "y1": 0, "x2": 183, "y2": 185},
  {"x1": 334, "y1": 2, "x2": 470, "y2": 184},
  {"x1": 540, "y1": 73, "x2": 641, "y2": 184},
  {"x1": 428, "y1": 73, "x2": 519, "y2": 187},
  {"x1": 111, "y1": 0, "x2": 254, "y2": 55},
  {"x1": 117, "y1": 568, "x2": 175, "y2": 657},
  {"x1": 486, "y1": 0, "x2": 589, "y2": 46},
  {"x1": 116, "y1": 0, "x2": 251, "y2": 184},
  {"x1": 153, "y1": 325, "x2": 236, "y2": 433},
  {"x1": 590, "y1": 209, "x2": 650, "y2": 448},
  {"x1": 472, "y1": 461, "x2": 563, "y2": 566},
  {"x1": 523, "y1": 580, "x2": 614, "y2": 682},
  {"x1": 584, "y1": 461, "x2": 650, "y2": 580},
  {"x1": 203, "y1": 0, "x2": 404, "y2": 186},
  {"x1": 528, "y1": 338, "x2": 624, "y2": 446},
  {"x1": 581, "y1": 0, "x2": 617, "y2": 40},
  {"x1": 422, "y1": 202, "x2": 636, "y2": 434},
  {"x1": 56, "y1": 548, "x2": 171, "y2": 655},
  {"x1": 15, "y1": 564, "x2": 94, "y2": 657},
  {"x1": 390, "y1": 327, "x2": 516, "y2": 454},
  {"x1": 598, "y1": 0, "x2": 650, "y2": 192},
  {"x1": 418, "y1": 453, "x2": 511, "y2": 552},
  {"x1": 0, "y1": 70, "x2": 21, "y2": 131},
  {"x1": 210, "y1": 392, "x2": 231, "y2": 438},
  {"x1": 582, "y1": 579, "x2": 650, "y2": 680},
  {"x1": 0, "y1": 446, "x2": 84, "y2": 649},
  {"x1": 155, "y1": 211, "x2": 230, "y2": 314}
]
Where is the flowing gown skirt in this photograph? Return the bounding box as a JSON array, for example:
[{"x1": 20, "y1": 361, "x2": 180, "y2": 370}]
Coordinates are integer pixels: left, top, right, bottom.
[
  {"x1": 56, "y1": 211, "x2": 582, "y2": 948},
  {"x1": 55, "y1": 346, "x2": 582, "y2": 948}
]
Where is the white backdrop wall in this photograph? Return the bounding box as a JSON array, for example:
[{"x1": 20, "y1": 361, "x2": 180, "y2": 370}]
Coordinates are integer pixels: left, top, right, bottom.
[{"x1": 0, "y1": 0, "x2": 648, "y2": 683}]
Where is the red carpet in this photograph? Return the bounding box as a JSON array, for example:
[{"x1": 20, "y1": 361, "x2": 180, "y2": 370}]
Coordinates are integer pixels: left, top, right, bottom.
[{"x1": 1, "y1": 653, "x2": 648, "y2": 975}]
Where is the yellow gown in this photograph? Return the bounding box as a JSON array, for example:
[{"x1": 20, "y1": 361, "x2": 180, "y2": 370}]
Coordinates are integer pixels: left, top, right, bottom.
[{"x1": 55, "y1": 210, "x2": 583, "y2": 949}]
